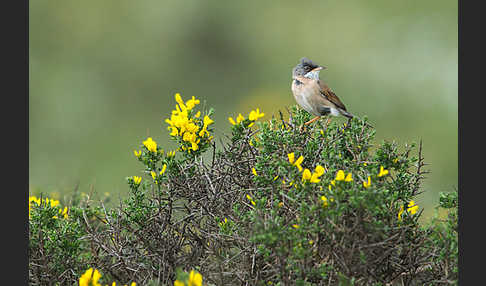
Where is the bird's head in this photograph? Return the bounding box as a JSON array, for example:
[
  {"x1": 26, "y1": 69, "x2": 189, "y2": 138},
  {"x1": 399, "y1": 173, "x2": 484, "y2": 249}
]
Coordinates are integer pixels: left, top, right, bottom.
[{"x1": 292, "y1": 57, "x2": 326, "y2": 79}]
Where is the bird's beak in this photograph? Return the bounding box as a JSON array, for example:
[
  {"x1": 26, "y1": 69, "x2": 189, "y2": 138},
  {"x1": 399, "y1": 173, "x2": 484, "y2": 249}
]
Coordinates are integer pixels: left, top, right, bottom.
[{"x1": 312, "y1": 66, "x2": 325, "y2": 72}]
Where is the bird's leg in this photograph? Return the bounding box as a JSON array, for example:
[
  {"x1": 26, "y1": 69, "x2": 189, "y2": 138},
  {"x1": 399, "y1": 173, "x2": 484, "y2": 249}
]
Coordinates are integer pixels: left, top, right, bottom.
[
  {"x1": 304, "y1": 116, "x2": 321, "y2": 126},
  {"x1": 324, "y1": 117, "x2": 332, "y2": 130}
]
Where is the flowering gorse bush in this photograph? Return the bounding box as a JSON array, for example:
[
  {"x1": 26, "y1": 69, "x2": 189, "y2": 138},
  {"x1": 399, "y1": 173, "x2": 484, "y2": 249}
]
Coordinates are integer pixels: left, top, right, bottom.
[
  {"x1": 29, "y1": 195, "x2": 68, "y2": 219},
  {"x1": 29, "y1": 193, "x2": 100, "y2": 285},
  {"x1": 29, "y1": 93, "x2": 457, "y2": 285},
  {"x1": 165, "y1": 93, "x2": 214, "y2": 156}
]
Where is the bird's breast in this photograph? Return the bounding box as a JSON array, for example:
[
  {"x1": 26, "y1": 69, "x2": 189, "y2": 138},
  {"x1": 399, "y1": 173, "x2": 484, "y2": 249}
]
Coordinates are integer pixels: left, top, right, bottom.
[{"x1": 292, "y1": 80, "x2": 318, "y2": 116}]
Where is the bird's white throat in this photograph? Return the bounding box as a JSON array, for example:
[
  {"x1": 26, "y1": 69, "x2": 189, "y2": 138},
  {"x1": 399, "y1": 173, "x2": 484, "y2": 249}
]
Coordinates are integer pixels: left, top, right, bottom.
[{"x1": 304, "y1": 70, "x2": 320, "y2": 80}]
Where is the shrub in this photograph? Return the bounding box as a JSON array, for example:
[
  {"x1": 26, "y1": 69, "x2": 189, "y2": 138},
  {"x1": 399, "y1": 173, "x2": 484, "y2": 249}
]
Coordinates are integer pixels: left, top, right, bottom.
[
  {"x1": 29, "y1": 94, "x2": 458, "y2": 285},
  {"x1": 29, "y1": 194, "x2": 95, "y2": 285}
]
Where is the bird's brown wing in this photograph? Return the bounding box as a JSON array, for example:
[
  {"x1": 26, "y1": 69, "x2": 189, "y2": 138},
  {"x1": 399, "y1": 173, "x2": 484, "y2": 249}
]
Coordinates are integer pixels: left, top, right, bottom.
[{"x1": 318, "y1": 80, "x2": 347, "y2": 111}]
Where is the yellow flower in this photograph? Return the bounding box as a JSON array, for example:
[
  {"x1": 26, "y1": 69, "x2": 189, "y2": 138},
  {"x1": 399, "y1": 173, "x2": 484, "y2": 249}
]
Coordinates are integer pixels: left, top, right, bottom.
[
  {"x1": 199, "y1": 115, "x2": 214, "y2": 137},
  {"x1": 195, "y1": 111, "x2": 201, "y2": 118},
  {"x1": 398, "y1": 205, "x2": 405, "y2": 221},
  {"x1": 59, "y1": 207, "x2": 68, "y2": 219},
  {"x1": 151, "y1": 171, "x2": 157, "y2": 180},
  {"x1": 273, "y1": 175, "x2": 279, "y2": 181},
  {"x1": 252, "y1": 168, "x2": 258, "y2": 176},
  {"x1": 169, "y1": 127, "x2": 179, "y2": 136},
  {"x1": 236, "y1": 113, "x2": 245, "y2": 123},
  {"x1": 288, "y1": 153, "x2": 304, "y2": 172},
  {"x1": 246, "y1": 194, "x2": 256, "y2": 206},
  {"x1": 321, "y1": 195, "x2": 328, "y2": 207},
  {"x1": 335, "y1": 170, "x2": 345, "y2": 181},
  {"x1": 288, "y1": 152, "x2": 295, "y2": 164},
  {"x1": 378, "y1": 166, "x2": 389, "y2": 177},
  {"x1": 79, "y1": 268, "x2": 102, "y2": 286},
  {"x1": 204, "y1": 115, "x2": 214, "y2": 126},
  {"x1": 407, "y1": 201, "x2": 419, "y2": 215},
  {"x1": 294, "y1": 156, "x2": 304, "y2": 171},
  {"x1": 160, "y1": 164, "x2": 167, "y2": 175},
  {"x1": 174, "y1": 93, "x2": 186, "y2": 109},
  {"x1": 182, "y1": 131, "x2": 197, "y2": 143},
  {"x1": 305, "y1": 165, "x2": 325, "y2": 183},
  {"x1": 309, "y1": 174, "x2": 320, "y2": 183},
  {"x1": 143, "y1": 137, "x2": 157, "y2": 152},
  {"x1": 292, "y1": 224, "x2": 299, "y2": 229},
  {"x1": 314, "y1": 165, "x2": 325, "y2": 176},
  {"x1": 167, "y1": 150, "x2": 176, "y2": 157},
  {"x1": 187, "y1": 270, "x2": 202, "y2": 286},
  {"x1": 363, "y1": 176, "x2": 371, "y2": 188},
  {"x1": 133, "y1": 176, "x2": 142, "y2": 185},
  {"x1": 278, "y1": 202, "x2": 284, "y2": 208},
  {"x1": 133, "y1": 150, "x2": 141, "y2": 157},
  {"x1": 344, "y1": 173, "x2": 353, "y2": 182},
  {"x1": 398, "y1": 201, "x2": 419, "y2": 221},
  {"x1": 302, "y1": 169, "x2": 312, "y2": 181},
  {"x1": 249, "y1": 108, "x2": 265, "y2": 121},
  {"x1": 229, "y1": 113, "x2": 245, "y2": 125},
  {"x1": 393, "y1": 158, "x2": 399, "y2": 163},
  {"x1": 185, "y1": 96, "x2": 200, "y2": 110},
  {"x1": 174, "y1": 280, "x2": 185, "y2": 286}
]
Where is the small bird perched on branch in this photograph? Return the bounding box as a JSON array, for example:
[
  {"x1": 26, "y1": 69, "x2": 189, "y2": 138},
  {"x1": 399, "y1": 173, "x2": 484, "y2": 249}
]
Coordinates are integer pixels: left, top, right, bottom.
[{"x1": 291, "y1": 57, "x2": 355, "y2": 128}]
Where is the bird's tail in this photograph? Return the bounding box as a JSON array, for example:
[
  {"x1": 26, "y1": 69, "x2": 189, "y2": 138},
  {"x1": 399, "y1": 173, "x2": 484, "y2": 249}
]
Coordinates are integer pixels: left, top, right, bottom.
[{"x1": 339, "y1": 109, "x2": 354, "y2": 119}]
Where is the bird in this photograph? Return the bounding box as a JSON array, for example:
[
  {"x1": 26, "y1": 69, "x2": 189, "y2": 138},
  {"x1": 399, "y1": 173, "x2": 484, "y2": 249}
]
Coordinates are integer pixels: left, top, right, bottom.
[{"x1": 291, "y1": 57, "x2": 354, "y2": 128}]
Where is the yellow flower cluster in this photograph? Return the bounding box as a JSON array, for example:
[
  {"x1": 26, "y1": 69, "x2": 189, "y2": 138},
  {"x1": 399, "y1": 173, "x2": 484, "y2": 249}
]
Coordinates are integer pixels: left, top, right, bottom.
[
  {"x1": 79, "y1": 268, "x2": 102, "y2": 286},
  {"x1": 228, "y1": 108, "x2": 265, "y2": 127},
  {"x1": 79, "y1": 268, "x2": 136, "y2": 286},
  {"x1": 287, "y1": 152, "x2": 326, "y2": 184},
  {"x1": 288, "y1": 152, "x2": 304, "y2": 172},
  {"x1": 29, "y1": 196, "x2": 68, "y2": 219},
  {"x1": 143, "y1": 137, "x2": 157, "y2": 153},
  {"x1": 335, "y1": 170, "x2": 353, "y2": 182},
  {"x1": 328, "y1": 170, "x2": 353, "y2": 190},
  {"x1": 165, "y1": 93, "x2": 214, "y2": 152},
  {"x1": 361, "y1": 166, "x2": 389, "y2": 188},
  {"x1": 132, "y1": 176, "x2": 142, "y2": 185},
  {"x1": 302, "y1": 165, "x2": 325, "y2": 183},
  {"x1": 398, "y1": 201, "x2": 419, "y2": 221},
  {"x1": 150, "y1": 164, "x2": 167, "y2": 184},
  {"x1": 174, "y1": 270, "x2": 202, "y2": 286}
]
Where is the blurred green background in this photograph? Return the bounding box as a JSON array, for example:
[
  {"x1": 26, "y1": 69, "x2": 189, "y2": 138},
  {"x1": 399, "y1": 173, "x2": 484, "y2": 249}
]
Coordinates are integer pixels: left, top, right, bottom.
[{"x1": 29, "y1": 0, "x2": 457, "y2": 221}]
